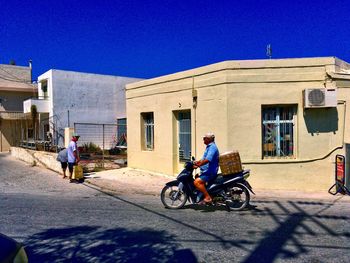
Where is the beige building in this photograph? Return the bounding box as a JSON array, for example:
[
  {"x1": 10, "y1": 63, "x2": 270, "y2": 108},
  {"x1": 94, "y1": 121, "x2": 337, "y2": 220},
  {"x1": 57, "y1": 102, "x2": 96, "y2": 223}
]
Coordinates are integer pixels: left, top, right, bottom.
[
  {"x1": 0, "y1": 63, "x2": 37, "y2": 152},
  {"x1": 126, "y1": 57, "x2": 350, "y2": 192}
]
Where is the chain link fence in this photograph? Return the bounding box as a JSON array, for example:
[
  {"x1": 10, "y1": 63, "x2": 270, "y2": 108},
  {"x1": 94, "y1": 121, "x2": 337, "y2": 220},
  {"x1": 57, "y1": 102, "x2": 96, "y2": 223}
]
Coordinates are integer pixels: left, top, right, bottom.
[{"x1": 73, "y1": 122, "x2": 127, "y2": 171}]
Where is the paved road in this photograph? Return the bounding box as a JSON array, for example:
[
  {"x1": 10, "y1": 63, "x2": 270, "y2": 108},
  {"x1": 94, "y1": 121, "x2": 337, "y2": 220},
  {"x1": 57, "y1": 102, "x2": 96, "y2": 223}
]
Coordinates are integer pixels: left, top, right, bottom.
[{"x1": 1, "y1": 153, "x2": 350, "y2": 262}]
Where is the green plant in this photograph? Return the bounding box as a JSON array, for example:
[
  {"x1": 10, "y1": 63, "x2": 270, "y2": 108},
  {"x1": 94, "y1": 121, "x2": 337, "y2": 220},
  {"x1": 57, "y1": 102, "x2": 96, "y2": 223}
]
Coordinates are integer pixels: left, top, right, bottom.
[
  {"x1": 81, "y1": 142, "x2": 102, "y2": 153},
  {"x1": 41, "y1": 84, "x2": 47, "y2": 93},
  {"x1": 30, "y1": 105, "x2": 38, "y2": 139}
]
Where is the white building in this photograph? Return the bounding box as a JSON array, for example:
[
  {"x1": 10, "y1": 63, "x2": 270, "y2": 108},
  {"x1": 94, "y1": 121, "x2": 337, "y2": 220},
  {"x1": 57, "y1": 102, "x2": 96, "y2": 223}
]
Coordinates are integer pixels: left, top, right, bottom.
[{"x1": 24, "y1": 69, "x2": 142, "y2": 146}]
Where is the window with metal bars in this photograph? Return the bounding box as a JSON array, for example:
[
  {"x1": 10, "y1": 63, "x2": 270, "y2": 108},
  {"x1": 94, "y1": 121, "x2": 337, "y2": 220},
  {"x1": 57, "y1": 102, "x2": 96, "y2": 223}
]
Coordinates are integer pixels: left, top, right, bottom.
[
  {"x1": 178, "y1": 111, "x2": 191, "y2": 161},
  {"x1": 117, "y1": 118, "x2": 127, "y2": 146},
  {"x1": 262, "y1": 106, "x2": 296, "y2": 158},
  {"x1": 141, "y1": 112, "x2": 154, "y2": 150}
]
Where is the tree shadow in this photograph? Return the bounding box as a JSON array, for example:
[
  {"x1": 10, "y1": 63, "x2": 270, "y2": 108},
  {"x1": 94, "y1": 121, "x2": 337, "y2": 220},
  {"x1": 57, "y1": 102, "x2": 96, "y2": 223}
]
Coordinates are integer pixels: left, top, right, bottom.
[
  {"x1": 80, "y1": 184, "x2": 350, "y2": 262},
  {"x1": 25, "y1": 226, "x2": 197, "y2": 263}
]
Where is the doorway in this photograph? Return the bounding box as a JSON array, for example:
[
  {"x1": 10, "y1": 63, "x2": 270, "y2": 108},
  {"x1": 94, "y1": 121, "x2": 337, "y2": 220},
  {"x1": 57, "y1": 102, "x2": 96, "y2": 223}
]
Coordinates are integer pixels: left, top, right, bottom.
[{"x1": 177, "y1": 111, "x2": 191, "y2": 162}]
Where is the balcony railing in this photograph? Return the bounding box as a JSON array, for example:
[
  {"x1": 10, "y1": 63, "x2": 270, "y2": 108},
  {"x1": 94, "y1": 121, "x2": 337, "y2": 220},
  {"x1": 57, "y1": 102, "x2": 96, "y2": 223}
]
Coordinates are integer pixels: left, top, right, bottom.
[{"x1": 0, "y1": 111, "x2": 27, "y2": 120}]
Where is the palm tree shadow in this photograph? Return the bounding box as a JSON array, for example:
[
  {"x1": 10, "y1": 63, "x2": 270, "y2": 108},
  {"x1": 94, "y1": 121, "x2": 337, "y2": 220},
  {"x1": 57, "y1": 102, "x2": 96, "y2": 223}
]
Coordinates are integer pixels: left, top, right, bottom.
[{"x1": 25, "y1": 226, "x2": 197, "y2": 263}]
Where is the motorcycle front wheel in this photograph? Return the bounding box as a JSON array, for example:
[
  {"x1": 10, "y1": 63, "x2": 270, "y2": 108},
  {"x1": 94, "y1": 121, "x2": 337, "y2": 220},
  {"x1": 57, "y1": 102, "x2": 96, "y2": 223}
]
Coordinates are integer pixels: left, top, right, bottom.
[
  {"x1": 225, "y1": 184, "x2": 250, "y2": 211},
  {"x1": 161, "y1": 185, "x2": 188, "y2": 209}
]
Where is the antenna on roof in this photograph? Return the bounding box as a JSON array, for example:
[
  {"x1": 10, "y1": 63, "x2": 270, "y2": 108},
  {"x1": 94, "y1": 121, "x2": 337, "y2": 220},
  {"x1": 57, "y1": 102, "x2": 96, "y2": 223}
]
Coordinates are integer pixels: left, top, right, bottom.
[{"x1": 266, "y1": 44, "x2": 272, "y2": 59}]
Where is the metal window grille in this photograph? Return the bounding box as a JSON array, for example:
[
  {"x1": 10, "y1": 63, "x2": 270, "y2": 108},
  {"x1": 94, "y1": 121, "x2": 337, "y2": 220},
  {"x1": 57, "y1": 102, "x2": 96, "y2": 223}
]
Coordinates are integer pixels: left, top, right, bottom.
[
  {"x1": 117, "y1": 118, "x2": 127, "y2": 146},
  {"x1": 143, "y1": 113, "x2": 154, "y2": 150},
  {"x1": 262, "y1": 106, "x2": 295, "y2": 158},
  {"x1": 178, "y1": 111, "x2": 191, "y2": 161}
]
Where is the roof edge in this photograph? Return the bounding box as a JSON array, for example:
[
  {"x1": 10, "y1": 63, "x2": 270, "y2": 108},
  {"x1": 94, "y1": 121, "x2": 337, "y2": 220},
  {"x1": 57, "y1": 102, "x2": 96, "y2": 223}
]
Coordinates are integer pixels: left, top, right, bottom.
[{"x1": 127, "y1": 57, "x2": 340, "y2": 90}]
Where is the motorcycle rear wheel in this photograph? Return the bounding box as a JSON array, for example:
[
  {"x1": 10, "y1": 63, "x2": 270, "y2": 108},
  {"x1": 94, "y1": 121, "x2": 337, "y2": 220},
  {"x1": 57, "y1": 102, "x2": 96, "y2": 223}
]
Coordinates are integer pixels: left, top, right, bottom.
[
  {"x1": 161, "y1": 185, "x2": 188, "y2": 209},
  {"x1": 225, "y1": 185, "x2": 250, "y2": 211}
]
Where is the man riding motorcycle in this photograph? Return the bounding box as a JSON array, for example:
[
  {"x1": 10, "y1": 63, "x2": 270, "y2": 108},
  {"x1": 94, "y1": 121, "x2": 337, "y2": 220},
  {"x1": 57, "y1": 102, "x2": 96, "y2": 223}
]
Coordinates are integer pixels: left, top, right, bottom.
[{"x1": 193, "y1": 132, "x2": 219, "y2": 204}]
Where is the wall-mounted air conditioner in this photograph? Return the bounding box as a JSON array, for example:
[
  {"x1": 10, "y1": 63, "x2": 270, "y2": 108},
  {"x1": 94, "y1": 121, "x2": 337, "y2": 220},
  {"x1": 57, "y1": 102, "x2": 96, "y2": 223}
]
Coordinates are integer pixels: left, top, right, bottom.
[{"x1": 303, "y1": 88, "x2": 337, "y2": 108}]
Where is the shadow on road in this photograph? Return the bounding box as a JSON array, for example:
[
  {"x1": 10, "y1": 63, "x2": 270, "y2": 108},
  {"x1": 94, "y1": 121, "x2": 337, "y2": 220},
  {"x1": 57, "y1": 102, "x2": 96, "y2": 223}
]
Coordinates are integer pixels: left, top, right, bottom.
[
  {"x1": 74, "y1": 183, "x2": 350, "y2": 263},
  {"x1": 182, "y1": 203, "x2": 257, "y2": 212},
  {"x1": 0, "y1": 153, "x2": 8, "y2": 158},
  {"x1": 242, "y1": 200, "x2": 350, "y2": 263},
  {"x1": 183, "y1": 203, "x2": 228, "y2": 212},
  {"x1": 25, "y1": 226, "x2": 197, "y2": 263}
]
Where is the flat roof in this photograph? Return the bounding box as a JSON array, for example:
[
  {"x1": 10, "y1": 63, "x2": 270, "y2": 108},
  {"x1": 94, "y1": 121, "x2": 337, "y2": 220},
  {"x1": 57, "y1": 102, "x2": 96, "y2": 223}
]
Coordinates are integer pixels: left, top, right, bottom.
[{"x1": 127, "y1": 57, "x2": 348, "y2": 90}]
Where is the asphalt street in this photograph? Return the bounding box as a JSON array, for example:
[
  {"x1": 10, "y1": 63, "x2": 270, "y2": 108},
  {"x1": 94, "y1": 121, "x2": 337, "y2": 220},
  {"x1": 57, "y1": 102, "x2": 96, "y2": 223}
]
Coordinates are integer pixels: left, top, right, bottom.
[{"x1": 1, "y1": 153, "x2": 350, "y2": 263}]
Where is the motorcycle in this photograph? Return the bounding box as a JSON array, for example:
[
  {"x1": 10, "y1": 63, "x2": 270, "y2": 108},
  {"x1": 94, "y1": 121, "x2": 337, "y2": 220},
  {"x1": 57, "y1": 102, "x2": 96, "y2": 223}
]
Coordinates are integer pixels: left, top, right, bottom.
[{"x1": 160, "y1": 158, "x2": 254, "y2": 211}]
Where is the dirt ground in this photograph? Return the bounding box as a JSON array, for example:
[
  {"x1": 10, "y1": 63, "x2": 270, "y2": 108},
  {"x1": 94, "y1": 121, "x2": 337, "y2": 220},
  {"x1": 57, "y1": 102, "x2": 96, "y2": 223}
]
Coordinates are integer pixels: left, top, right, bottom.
[
  {"x1": 79, "y1": 154, "x2": 127, "y2": 172},
  {"x1": 83, "y1": 167, "x2": 174, "y2": 196}
]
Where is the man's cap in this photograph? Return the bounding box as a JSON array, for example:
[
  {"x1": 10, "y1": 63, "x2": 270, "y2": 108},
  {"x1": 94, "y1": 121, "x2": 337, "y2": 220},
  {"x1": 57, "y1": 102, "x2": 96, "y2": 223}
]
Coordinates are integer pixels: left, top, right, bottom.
[
  {"x1": 72, "y1": 132, "x2": 80, "y2": 138},
  {"x1": 203, "y1": 132, "x2": 215, "y2": 139}
]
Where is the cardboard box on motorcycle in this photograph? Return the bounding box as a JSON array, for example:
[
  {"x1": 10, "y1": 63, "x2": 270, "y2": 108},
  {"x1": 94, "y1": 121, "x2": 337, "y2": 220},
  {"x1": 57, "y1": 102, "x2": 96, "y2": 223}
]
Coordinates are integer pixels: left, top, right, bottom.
[{"x1": 219, "y1": 151, "x2": 243, "y2": 175}]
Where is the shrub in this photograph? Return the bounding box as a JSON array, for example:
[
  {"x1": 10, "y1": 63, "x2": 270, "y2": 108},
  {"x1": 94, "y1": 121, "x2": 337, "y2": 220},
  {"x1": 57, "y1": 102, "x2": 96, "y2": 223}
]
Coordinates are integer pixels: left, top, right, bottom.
[{"x1": 81, "y1": 142, "x2": 102, "y2": 154}]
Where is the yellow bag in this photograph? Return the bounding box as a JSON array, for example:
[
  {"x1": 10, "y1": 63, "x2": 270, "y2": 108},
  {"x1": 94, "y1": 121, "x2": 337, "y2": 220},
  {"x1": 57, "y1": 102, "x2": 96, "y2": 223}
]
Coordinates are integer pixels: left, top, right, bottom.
[{"x1": 72, "y1": 165, "x2": 84, "y2": 180}]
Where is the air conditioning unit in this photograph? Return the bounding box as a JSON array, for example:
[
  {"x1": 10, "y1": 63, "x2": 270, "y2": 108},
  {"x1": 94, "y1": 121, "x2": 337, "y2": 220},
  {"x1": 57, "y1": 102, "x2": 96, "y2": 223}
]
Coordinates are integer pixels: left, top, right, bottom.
[{"x1": 303, "y1": 88, "x2": 337, "y2": 108}]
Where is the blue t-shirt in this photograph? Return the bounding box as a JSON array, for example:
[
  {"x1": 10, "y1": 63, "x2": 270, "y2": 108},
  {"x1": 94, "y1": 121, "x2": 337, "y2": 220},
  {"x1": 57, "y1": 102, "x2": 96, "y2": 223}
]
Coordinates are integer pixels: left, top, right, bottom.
[{"x1": 200, "y1": 142, "x2": 219, "y2": 176}]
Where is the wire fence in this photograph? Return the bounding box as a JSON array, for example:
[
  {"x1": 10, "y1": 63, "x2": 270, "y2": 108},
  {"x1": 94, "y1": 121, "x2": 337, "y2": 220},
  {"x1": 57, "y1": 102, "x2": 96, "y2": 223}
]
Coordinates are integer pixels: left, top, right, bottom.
[
  {"x1": 73, "y1": 122, "x2": 127, "y2": 170},
  {"x1": 74, "y1": 122, "x2": 126, "y2": 152}
]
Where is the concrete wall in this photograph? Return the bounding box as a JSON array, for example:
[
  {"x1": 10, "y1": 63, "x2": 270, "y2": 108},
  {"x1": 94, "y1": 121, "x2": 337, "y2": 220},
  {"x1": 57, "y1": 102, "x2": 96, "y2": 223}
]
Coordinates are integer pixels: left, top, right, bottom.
[
  {"x1": 0, "y1": 90, "x2": 34, "y2": 111},
  {"x1": 0, "y1": 64, "x2": 36, "y2": 151},
  {"x1": 10, "y1": 147, "x2": 61, "y2": 173},
  {"x1": 37, "y1": 70, "x2": 142, "y2": 146},
  {"x1": 126, "y1": 57, "x2": 350, "y2": 191},
  {"x1": 0, "y1": 64, "x2": 35, "y2": 111},
  {"x1": 38, "y1": 70, "x2": 140, "y2": 145}
]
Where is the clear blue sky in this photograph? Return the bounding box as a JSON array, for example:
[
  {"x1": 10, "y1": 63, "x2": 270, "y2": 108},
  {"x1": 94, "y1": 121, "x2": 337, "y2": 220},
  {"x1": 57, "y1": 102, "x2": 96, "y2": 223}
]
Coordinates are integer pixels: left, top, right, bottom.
[{"x1": 1, "y1": 0, "x2": 350, "y2": 80}]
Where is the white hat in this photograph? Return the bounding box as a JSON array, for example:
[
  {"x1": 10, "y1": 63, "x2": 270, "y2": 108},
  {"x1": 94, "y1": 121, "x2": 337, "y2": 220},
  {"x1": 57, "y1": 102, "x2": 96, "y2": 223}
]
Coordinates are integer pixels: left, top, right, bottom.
[{"x1": 203, "y1": 132, "x2": 215, "y2": 139}]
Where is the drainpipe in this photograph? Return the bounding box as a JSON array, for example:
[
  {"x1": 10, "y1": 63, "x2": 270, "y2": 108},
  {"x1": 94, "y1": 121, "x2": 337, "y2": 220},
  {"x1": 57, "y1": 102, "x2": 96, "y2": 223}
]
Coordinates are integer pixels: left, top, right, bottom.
[
  {"x1": 28, "y1": 59, "x2": 32, "y2": 83},
  {"x1": 338, "y1": 100, "x2": 346, "y2": 148},
  {"x1": 192, "y1": 76, "x2": 197, "y2": 158}
]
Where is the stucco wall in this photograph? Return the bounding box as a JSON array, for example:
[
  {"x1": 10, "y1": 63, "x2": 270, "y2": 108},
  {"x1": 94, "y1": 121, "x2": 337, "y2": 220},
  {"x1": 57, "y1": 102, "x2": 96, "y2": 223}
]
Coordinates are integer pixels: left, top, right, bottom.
[
  {"x1": 10, "y1": 147, "x2": 61, "y2": 173},
  {"x1": 0, "y1": 119, "x2": 27, "y2": 152},
  {"x1": 126, "y1": 57, "x2": 350, "y2": 191},
  {"x1": 0, "y1": 90, "x2": 34, "y2": 111},
  {"x1": 37, "y1": 70, "x2": 142, "y2": 139}
]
